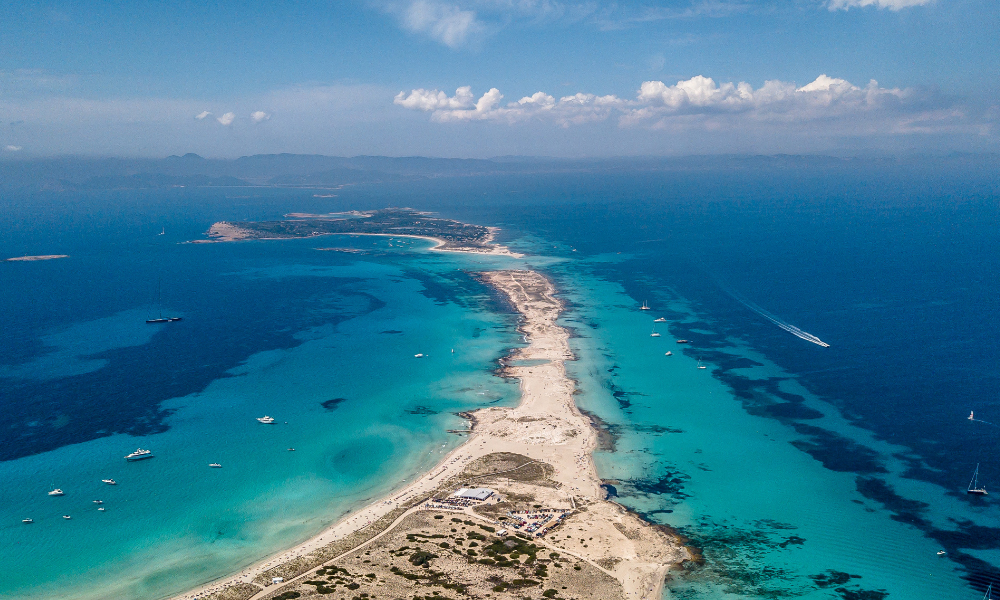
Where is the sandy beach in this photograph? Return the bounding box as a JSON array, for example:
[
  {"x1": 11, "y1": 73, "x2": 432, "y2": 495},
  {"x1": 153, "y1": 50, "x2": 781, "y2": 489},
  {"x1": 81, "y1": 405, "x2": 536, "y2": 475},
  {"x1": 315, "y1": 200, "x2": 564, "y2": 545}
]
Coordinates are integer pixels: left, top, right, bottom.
[{"x1": 173, "y1": 268, "x2": 686, "y2": 600}]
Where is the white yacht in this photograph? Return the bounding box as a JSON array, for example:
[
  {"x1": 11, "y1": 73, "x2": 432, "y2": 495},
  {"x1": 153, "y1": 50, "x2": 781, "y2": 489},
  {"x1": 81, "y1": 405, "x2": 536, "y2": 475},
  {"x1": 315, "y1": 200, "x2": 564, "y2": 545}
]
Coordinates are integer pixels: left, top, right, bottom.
[
  {"x1": 98, "y1": 507, "x2": 105, "y2": 512},
  {"x1": 654, "y1": 317, "x2": 667, "y2": 322},
  {"x1": 102, "y1": 479, "x2": 117, "y2": 485},
  {"x1": 256, "y1": 416, "x2": 276, "y2": 424},
  {"x1": 414, "y1": 353, "x2": 425, "y2": 358},
  {"x1": 48, "y1": 489, "x2": 64, "y2": 496},
  {"x1": 665, "y1": 351, "x2": 672, "y2": 356},
  {"x1": 93, "y1": 500, "x2": 103, "y2": 504},
  {"x1": 62, "y1": 515, "x2": 71, "y2": 520},
  {"x1": 209, "y1": 463, "x2": 222, "y2": 468},
  {"x1": 22, "y1": 518, "x2": 33, "y2": 524},
  {"x1": 125, "y1": 448, "x2": 154, "y2": 461}
]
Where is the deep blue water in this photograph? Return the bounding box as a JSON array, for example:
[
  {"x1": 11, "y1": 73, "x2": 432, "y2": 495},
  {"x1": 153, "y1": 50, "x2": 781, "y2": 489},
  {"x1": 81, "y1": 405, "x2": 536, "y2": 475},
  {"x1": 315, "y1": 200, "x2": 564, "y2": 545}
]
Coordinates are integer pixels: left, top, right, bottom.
[{"x1": 2, "y1": 164, "x2": 999, "y2": 599}]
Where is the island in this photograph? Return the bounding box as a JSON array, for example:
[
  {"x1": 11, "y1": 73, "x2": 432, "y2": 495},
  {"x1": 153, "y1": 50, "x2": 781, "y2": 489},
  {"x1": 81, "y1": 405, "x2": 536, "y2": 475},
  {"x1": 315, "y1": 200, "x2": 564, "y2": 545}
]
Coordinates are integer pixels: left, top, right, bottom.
[
  {"x1": 3, "y1": 254, "x2": 69, "y2": 262},
  {"x1": 198, "y1": 207, "x2": 517, "y2": 255}
]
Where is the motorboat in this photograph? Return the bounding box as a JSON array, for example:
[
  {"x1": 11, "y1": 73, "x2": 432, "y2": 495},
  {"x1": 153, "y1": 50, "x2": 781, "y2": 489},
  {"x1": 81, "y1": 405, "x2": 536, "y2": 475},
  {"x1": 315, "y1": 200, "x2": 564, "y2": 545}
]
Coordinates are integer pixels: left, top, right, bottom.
[
  {"x1": 125, "y1": 448, "x2": 154, "y2": 461},
  {"x1": 102, "y1": 479, "x2": 117, "y2": 485},
  {"x1": 48, "y1": 489, "x2": 64, "y2": 496},
  {"x1": 22, "y1": 518, "x2": 33, "y2": 524},
  {"x1": 676, "y1": 339, "x2": 689, "y2": 344},
  {"x1": 62, "y1": 515, "x2": 71, "y2": 520},
  {"x1": 654, "y1": 317, "x2": 667, "y2": 322},
  {"x1": 209, "y1": 463, "x2": 222, "y2": 468},
  {"x1": 665, "y1": 351, "x2": 672, "y2": 356},
  {"x1": 93, "y1": 500, "x2": 103, "y2": 504},
  {"x1": 256, "y1": 416, "x2": 276, "y2": 424}
]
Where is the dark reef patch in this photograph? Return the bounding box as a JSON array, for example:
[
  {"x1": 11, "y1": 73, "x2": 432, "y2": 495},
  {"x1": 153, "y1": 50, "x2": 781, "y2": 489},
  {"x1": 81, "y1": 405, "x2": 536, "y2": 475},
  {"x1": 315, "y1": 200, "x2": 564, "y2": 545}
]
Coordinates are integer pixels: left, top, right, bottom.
[
  {"x1": 835, "y1": 588, "x2": 888, "y2": 600},
  {"x1": 600, "y1": 483, "x2": 618, "y2": 498},
  {"x1": 379, "y1": 329, "x2": 403, "y2": 334},
  {"x1": 321, "y1": 398, "x2": 348, "y2": 411},
  {"x1": 405, "y1": 405, "x2": 440, "y2": 415},
  {"x1": 625, "y1": 466, "x2": 691, "y2": 502},
  {"x1": 810, "y1": 570, "x2": 862, "y2": 588},
  {"x1": 790, "y1": 424, "x2": 887, "y2": 474},
  {"x1": 579, "y1": 408, "x2": 618, "y2": 452},
  {"x1": 777, "y1": 535, "x2": 806, "y2": 548},
  {"x1": 854, "y1": 477, "x2": 930, "y2": 527}
]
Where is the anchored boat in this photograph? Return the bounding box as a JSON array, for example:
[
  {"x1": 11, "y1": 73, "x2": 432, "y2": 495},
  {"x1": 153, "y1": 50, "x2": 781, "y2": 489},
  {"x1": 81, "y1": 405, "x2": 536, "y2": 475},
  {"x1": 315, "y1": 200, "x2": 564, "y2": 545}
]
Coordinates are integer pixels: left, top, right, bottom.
[
  {"x1": 968, "y1": 464, "x2": 988, "y2": 495},
  {"x1": 125, "y1": 448, "x2": 154, "y2": 462}
]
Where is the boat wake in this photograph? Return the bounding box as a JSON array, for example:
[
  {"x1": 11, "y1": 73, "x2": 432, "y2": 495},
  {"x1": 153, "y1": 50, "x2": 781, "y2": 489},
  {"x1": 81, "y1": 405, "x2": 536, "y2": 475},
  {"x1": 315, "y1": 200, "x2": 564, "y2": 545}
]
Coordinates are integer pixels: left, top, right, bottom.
[
  {"x1": 968, "y1": 411, "x2": 998, "y2": 427},
  {"x1": 709, "y1": 273, "x2": 830, "y2": 348}
]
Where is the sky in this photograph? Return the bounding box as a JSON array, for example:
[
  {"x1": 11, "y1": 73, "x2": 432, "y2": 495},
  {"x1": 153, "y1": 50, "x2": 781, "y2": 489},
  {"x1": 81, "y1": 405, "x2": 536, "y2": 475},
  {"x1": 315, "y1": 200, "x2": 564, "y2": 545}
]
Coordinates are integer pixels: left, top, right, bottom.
[{"x1": 0, "y1": 0, "x2": 997, "y2": 158}]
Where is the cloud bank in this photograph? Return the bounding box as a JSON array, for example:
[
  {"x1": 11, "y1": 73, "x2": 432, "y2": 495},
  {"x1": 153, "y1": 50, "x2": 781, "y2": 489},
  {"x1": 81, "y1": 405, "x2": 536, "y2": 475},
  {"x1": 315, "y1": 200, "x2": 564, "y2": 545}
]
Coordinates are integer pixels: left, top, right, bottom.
[{"x1": 395, "y1": 74, "x2": 968, "y2": 135}]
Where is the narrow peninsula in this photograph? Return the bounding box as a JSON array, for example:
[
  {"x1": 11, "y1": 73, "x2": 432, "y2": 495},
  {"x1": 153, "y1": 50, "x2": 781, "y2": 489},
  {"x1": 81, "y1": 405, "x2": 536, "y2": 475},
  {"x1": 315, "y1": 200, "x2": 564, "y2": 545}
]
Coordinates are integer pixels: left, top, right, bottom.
[{"x1": 176, "y1": 218, "x2": 688, "y2": 600}]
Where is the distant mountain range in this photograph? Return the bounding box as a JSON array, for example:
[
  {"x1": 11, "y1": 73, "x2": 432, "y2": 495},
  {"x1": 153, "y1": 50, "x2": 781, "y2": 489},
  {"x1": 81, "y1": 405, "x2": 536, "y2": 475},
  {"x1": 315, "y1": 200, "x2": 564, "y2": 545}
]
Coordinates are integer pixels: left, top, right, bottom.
[{"x1": 0, "y1": 152, "x2": 996, "y2": 192}]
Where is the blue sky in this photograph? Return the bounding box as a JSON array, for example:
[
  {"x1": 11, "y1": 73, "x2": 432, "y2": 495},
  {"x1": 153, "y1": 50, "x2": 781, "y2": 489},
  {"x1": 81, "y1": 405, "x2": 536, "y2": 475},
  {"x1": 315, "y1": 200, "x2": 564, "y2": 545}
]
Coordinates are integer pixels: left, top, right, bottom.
[{"x1": 0, "y1": 0, "x2": 996, "y2": 157}]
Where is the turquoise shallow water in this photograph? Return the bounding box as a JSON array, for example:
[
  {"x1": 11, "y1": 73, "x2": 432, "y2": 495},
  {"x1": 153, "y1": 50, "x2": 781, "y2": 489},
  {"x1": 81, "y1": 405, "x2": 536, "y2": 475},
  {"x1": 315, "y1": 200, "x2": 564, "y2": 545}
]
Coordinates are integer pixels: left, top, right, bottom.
[
  {"x1": 1, "y1": 233, "x2": 524, "y2": 599},
  {"x1": 523, "y1": 247, "x2": 995, "y2": 600}
]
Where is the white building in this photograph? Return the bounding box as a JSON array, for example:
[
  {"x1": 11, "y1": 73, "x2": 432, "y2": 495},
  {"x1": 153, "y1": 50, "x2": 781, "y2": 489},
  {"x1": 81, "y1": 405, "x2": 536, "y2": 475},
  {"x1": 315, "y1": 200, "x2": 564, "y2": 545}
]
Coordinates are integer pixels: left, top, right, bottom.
[{"x1": 452, "y1": 487, "x2": 495, "y2": 501}]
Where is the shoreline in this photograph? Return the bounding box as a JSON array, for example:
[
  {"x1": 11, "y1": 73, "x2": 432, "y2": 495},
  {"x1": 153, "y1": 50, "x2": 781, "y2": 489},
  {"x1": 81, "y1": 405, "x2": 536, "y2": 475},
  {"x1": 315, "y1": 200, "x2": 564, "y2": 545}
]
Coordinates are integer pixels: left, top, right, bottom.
[
  {"x1": 193, "y1": 221, "x2": 523, "y2": 257},
  {"x1": 172, "y1": 266, "x2": 686, "y2": 600}
]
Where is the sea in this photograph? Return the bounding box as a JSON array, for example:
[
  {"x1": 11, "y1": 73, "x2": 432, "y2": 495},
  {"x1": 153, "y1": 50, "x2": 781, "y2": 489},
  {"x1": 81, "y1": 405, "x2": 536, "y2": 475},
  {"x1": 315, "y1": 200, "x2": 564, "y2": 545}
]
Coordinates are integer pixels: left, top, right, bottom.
[{"x1": 1, "y1": 162, "x2": 998, "y2": 600}]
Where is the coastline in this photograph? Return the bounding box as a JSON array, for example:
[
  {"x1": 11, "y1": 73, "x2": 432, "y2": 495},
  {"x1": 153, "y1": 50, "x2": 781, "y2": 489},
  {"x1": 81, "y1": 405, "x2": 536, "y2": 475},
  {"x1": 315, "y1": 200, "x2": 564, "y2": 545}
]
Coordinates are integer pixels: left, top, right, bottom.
[
  {"x1": 172, "y1": 267, "x2": 687, "y2": 600},
  {"x1": 195, "y1": 220, "x2": 523, "y2": 257}
]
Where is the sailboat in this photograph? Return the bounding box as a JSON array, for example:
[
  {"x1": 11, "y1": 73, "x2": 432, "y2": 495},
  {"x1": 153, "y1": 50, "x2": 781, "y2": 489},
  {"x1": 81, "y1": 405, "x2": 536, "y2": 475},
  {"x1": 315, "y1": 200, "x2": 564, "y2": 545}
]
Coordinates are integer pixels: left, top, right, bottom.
[
  {"x1": 640, "y1": 300, "x2": 651, "y2": 311},
  {"x1": 146, "y1": 279, "x2": 182, "y2": 323},
  {"x1": 983, "y1": 583, "x2": 993, "y2": 600},
  {"x1": 158, "y1": 227, "x2": 165, "y2": 236},
  {"x1": 650, "y1": 325, "x2": 661, "y2": 337},
  {"x1": 968, "y1": 464, "x2": 988, "y2": 495}
]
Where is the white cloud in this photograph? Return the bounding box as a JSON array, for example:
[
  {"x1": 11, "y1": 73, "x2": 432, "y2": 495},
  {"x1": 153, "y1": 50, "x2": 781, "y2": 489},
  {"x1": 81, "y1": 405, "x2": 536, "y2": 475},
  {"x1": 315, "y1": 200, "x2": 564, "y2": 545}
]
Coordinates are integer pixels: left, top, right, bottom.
[
  {"x1": 394, "y1": 74, "x2": 972, "y2": 136},
  {"x1": 827, "y1": 0, "x2": 932, "y2": 10},
  {"x1": 393, "y1": 86, "x2": 475, "y2": 110},
  {"x1": 250, "y1": 111, "x2": 271, "y2": 123},
  {"x1": 194, "y1": 111, "x2": 212, "y2": 120},
  {"x1": 399, "y1": 0, "x2": 484, "y2": 48},
  {"x1": 395, "y1": 86, "x2": 624, "y2": 126},
  {"x1": 4, "y1": 145, "x2": 22, "y2": 151},
  {"x1": 216, "y1": 112, "x2": 236, "y2": 126}
]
